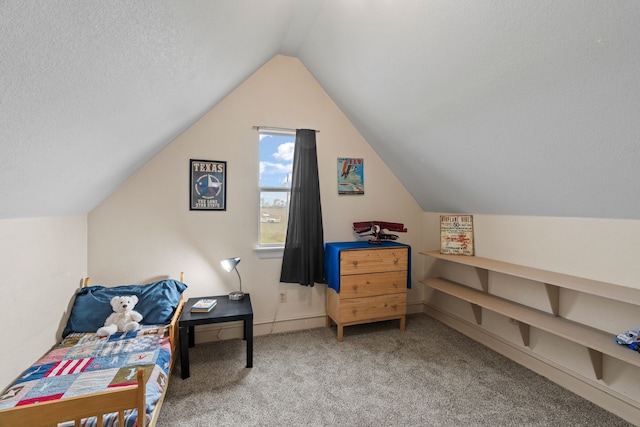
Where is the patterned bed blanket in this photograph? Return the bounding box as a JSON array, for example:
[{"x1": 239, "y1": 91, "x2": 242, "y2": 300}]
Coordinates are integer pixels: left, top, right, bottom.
[{"x1": 0, "y1": 325, "x2": 172, "y2": 427}]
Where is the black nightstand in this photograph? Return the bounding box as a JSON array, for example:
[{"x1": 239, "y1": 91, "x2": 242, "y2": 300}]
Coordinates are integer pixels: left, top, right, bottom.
[{"x1": 178, "y1": 294, "x2": 253, "y2": 379}]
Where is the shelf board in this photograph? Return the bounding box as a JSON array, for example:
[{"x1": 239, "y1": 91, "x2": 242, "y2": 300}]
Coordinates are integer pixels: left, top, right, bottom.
[
  {"x1": 421, "y1": 250, "x2": 640, "y2": 306},
  {"x1": 422, "y1": 277, "x2": 640, "y2": 377}
]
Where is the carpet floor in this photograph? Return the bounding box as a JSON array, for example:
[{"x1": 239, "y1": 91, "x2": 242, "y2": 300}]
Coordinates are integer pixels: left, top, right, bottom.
[{"x1": 157, "y1": 314, "x2": 633, "y2": 426}]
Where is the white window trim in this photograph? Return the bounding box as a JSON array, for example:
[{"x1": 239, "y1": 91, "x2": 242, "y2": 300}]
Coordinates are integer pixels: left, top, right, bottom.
[{"x1": 253, "y1": 245, "x2": 284, "y2": 259}]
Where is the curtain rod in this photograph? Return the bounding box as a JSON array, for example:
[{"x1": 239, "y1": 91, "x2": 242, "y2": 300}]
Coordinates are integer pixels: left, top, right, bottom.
[{"x1": 252, "y1": 126, "x2": 319, "y2": 133}]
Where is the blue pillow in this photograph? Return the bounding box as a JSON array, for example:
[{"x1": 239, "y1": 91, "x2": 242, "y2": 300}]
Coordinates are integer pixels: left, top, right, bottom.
[{"x1": 62, "y1": 279, "x2": 187, "y2": 337}]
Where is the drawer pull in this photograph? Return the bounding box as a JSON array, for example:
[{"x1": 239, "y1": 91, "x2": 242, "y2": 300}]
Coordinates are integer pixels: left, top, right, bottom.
[
  {"x1": 352, "y1": 285, "x2": 358, "y2": 292},
  {"x1": 352, "y1": 309, "x2": 357, "y2": 315},
  {"x1": 393, "y1": 259, "x2": 399, "y2": 265},
  {"x1": 393, "y1": 282, "x2": 398, "y2": 287},
  {"x1": 353, "y1": 261, "x2": 358, "y2": 266}
]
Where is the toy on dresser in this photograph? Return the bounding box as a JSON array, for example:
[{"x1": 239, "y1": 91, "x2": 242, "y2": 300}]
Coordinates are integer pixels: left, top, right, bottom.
[{"x1": 353, "y1": 221, "x2": 407, "y2": 244}]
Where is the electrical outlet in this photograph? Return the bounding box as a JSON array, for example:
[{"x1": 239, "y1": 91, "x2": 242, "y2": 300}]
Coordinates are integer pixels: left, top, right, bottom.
[{"x1": 280, "y1": 292, "x2": 287, "y2": 303}]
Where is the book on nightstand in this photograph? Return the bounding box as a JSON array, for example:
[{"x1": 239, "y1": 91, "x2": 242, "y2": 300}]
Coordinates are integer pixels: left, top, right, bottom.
[{"x1": 190, "y1": 298, "x2": 217, "y2": 313}]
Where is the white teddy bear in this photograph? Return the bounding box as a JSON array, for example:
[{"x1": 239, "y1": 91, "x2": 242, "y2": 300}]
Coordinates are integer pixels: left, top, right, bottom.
[{"x1": 96, "y1": 295, "x2": 143, "y2": 337}]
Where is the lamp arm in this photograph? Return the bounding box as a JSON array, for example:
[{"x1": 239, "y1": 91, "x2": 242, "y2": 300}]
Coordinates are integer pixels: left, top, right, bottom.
[{"x1": 235, "y1": 268, "x2": 242, "y2": 293}]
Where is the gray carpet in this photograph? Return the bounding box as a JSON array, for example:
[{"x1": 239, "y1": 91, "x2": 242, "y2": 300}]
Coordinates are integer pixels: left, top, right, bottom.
[{"x1": 157, "y1": 314, "x2": 632, "y2": 427}]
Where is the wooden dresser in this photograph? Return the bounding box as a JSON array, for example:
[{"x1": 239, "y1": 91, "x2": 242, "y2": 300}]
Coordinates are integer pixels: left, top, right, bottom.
[{"x1": 325, "y1": 242, "x2": 409, "y2": 341}]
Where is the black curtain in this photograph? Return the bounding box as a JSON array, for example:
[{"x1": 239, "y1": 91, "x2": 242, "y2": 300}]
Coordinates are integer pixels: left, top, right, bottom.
[{"x1": 280, "y1": 129, "x2": 325, "y2": 286}]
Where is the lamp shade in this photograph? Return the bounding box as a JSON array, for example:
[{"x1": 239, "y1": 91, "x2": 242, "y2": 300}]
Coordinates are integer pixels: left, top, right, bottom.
[
  {"x1": 221, "y1": 257, "x2": 241, "y2": 272},
  {"x1": 221, "y1": 257, "x2": 244, "y2": 300}
]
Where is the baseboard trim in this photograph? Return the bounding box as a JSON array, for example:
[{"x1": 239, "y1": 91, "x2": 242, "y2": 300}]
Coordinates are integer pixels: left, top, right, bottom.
[
  {"x1": 194, "y1": 313, "x2": 327, "y2": 343},
  {"x1": 196, "y1": 301, "x2": 425, "y2": 343},
  {"x1": 424, "y1": 304, "x2": 640, "y2": 425}
]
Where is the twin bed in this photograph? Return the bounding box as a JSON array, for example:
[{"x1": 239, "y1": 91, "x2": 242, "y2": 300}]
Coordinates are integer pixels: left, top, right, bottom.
[{"x1": 0, "y1": 275, "x2": 187, "y2": 427}]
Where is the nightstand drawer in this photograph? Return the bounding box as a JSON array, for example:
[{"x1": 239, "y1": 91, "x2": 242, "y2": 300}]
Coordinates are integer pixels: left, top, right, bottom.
[
  {"x1": 340, "y1": 247, "x2": 408, "y2": 275},
  {"x1": 338, "y1": 293, "x2": 407, "y2": 322},
  {"x1": 339, "y1": 271, "x2": 407, "y2": 298}
]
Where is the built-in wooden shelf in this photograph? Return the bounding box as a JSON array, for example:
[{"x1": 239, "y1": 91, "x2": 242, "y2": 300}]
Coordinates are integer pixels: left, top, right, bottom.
[
  {"x1": 421, "y1": 250, "x2": 640, "y2": 311},
  {"x1": 420, "y1": 251, "x2": 640, "y2": 380}
]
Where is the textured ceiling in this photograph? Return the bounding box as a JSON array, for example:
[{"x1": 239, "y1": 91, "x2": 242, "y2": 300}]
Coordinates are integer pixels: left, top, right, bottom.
[{"x1": 1, "y1": 0, "x2": 639, "y2": 220}]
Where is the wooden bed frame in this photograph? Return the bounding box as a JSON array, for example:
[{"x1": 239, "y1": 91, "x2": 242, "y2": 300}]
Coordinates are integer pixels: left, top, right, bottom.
[{"x1": 0, "y1": 274, "x2": 186, "y2": 427}]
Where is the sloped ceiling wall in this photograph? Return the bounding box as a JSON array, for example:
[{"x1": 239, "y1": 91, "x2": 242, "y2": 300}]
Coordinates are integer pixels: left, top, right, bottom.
[{"x1": 2, "y1": 1, "x2": 639, "y2": 220}]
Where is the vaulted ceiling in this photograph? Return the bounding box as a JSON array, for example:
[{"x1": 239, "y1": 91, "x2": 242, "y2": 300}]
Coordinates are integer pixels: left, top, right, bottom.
[{"x1": 2, "y1": 1, "x2": 639, "y2": 220}]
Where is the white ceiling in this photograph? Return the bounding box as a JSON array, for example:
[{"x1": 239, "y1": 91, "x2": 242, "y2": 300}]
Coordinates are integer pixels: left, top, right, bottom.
[{"x1": 2, "y1": 0, "x2": 639, "y2": 220}]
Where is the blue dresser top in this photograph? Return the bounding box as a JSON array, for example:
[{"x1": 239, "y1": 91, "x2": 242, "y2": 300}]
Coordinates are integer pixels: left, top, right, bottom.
[{"x1": 324, "y1": 241, "x2": 411, "y2": 292}]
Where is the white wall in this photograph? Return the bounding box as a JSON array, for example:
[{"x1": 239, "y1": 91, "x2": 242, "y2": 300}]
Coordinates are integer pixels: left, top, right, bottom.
[
  {"x1": 0, "y1": 215, "x2": 87, "y2": 387},
  {"x1": 88, "y1": 55, "x2": 424, "y2": 338},
  {"x1": 423, "y1": 213, "x2": 640, "y2": 287},
  {"x1": 422, "y1": 212, "x2": 640, "y2": 422}
]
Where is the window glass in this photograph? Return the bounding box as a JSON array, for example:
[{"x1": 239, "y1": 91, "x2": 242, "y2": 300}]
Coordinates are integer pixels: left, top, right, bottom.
[{"x1": 259, "y1": 131, "x2": 294, "y2": 246}]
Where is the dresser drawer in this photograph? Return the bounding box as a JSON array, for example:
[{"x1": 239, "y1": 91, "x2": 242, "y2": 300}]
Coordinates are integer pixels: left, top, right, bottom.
[
  {"x1": 340, "y1": 247, "x2": 408, "y2": 275},
  {"x1": 339, "y1": 271, "x2": 406, "y2": 298},
  {"x1": 338, "y1": 293, "x2": 407, "y2": 323}
]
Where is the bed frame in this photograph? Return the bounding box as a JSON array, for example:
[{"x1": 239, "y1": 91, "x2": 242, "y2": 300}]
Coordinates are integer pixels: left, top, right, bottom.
[{"x1": 0, "y1": 274, "x2": 186, "y2": 427}]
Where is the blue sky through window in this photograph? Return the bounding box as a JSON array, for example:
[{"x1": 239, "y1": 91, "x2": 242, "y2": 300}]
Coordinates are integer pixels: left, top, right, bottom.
[
  {"x1": 259, "y1": 132, "x2": 295, "y2": 208},
  {"x1": 259, "y1": 133, "x2": 294, "y2": 188}
]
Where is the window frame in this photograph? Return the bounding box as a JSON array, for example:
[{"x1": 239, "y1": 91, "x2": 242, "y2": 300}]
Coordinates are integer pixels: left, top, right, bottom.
[{"x1": 256, "y1": 129, "x2": 295, "y2": 256}]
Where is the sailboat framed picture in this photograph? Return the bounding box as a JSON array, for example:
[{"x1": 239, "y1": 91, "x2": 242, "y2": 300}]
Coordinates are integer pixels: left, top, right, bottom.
[{"x1": 190, "y1": 159, "x2": 227, "y2": 211}]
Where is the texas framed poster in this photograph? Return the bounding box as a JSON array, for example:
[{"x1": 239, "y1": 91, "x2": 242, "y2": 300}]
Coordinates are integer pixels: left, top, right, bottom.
[
  {"x1": 337, "y1": 157, "x2": 364, "y2": 194},
  {"x1": 190, "y1": 159, "x2": 226, "y2": 211}
]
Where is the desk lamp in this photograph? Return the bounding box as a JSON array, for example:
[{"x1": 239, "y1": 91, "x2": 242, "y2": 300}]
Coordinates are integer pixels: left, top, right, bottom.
[{"x1": 221, "y1": 257, "x2": 244, "y2": 300}]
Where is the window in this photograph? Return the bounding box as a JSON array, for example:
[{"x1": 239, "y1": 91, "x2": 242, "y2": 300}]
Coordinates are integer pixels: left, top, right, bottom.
[{"x1": 258, "y1": 130, "x2": 295, "y2": 247}]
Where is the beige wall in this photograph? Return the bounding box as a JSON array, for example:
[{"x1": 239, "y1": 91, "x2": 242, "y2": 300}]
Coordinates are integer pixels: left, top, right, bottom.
[
  {"x1": 88, "y1": 55, "x2": 424, "y2": 338},
  {"x1": 423, "y1": 213, "x2": 640, "y2": 287},
  {"x1": 423, "y1": 212, "x2": 640, "y2": 422},
  {"x1": 0, "y1": 215, "x2": 87, "y2": 387}
]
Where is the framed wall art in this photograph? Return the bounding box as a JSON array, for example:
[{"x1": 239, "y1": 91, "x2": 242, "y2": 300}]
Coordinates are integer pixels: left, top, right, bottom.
[
  {"x1": 190, "y1": 159, "x2": 226, "y2": 211},
  {"x1": 337, "y1": 157, "x2": 364, "y2": 195},
  {"x1": 440, "y1": 214, "x2": 474, "y2": 255}
]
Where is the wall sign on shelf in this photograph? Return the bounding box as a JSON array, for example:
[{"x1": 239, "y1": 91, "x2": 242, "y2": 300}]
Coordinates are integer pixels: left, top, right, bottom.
[
  {"x1": 440, "y1": 214, "x2": 474, "y2": 255},
  {"x1": 190, "y1": 159, "x2": 227, "y2": 211},
  {"x1": 337, "y1": 157, "x2": 364, "y2": 195}
]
